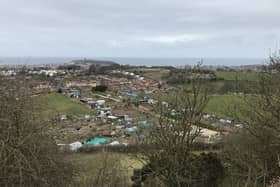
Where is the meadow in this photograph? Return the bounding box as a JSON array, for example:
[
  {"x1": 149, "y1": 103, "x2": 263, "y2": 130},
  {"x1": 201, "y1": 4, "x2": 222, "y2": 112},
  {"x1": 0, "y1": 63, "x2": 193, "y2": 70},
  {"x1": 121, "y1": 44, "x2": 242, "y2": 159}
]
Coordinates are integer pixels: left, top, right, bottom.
[
  {"x1": 215, "y1": 71, "x2": 259, "y2": 81},
  {"x1": 34, "y1": 93, "x2": 95, "y2": 117}
]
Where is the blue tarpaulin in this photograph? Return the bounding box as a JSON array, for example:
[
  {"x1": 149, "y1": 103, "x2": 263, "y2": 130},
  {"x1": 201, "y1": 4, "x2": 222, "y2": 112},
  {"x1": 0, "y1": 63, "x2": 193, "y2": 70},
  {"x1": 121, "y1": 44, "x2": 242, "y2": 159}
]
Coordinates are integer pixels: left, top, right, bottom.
[
  {"x1": 127, "y1": 93, "x2": 138, "y2": 99},
  {"x1": 138, "y1": 121, "x2": 150, "y2": 129},
  {"x1": 85, "y1": 137, "x2": 109, "y2": 145},
  {"x1": 125, "y1": 127, "x2": 138, "y2": 132}
]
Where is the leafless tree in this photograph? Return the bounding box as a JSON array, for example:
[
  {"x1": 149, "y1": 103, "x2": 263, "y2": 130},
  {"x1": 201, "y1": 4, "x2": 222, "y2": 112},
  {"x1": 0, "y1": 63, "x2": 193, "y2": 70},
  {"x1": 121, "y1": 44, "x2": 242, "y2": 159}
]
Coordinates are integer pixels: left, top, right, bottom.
[
  {"x1": 133, "y1": 70, "x2": 224, "y2": 186},
  {"x1": 223, "y1": 54, "x2": 280, "y2": 187},
  {"x1": 0, "y1": 78, "x2": 74, "y2": 187}
]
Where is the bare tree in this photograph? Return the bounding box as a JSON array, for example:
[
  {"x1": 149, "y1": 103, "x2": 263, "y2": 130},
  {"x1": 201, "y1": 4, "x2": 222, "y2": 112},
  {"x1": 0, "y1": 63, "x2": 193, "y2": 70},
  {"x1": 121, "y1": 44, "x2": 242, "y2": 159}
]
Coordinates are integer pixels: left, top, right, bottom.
[
  {"x1": 133, "y1": 70, "x2": 224, "y2": 186},
  {"x1": 223, "y1": 55, "x2": 280, "y2": 187},
  {"x1": 0, "y1": 78, "x2": 74, "y2": 187}
]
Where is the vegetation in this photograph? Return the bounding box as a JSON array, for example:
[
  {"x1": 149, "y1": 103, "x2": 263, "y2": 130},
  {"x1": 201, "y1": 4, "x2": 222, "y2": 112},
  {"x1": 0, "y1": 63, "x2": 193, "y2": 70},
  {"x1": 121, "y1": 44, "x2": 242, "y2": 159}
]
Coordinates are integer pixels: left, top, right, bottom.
[
  {"x1": 58, "y1": 64, "x2": 81, "y2": 71},
  {"x1": 134, "y1": 73, "x2": 225, "y2": 186},
  {"x1": 35, "y1": 93, "x2": 95, "y2": 117},
  {"x1": 215, "y1": 71, "x2": 259, "y2": 81},
  {"x1": 132, "y1": 152, "x2": 224, "y2": 187},
  {"x1": 87, "y1": 64, "x2": 120, "y2": 75},
  {"x1": 92, "y1": 85, "x2": 108, "y2": 92},
  {"x1": 68, "y1": 152, "x2": 142, "y2": 186},
  {"x1": 0, "y1": 80, "x2": 74, "y2": 187},
  {"x1": 2, "y1": 55, "x2": 280, "y2": 186},
  {"x1": 166, "y1": 69, "x2": 259, "y2": 95},
  {"x1": 222, "y1": 56, "x2": 280, "y2": 186},
  {"x1": 205, "y1": 95, "x2": 246, "y2": 118},
  {"x1": 164, "y1": 68, "x2": 220, "y2": 85},
  {"x1": 151, "y1": 93, "x2": 246, "y2": 118},
  {"x1": 135, "y1": 57, "x2": 280, "y2": 186}
]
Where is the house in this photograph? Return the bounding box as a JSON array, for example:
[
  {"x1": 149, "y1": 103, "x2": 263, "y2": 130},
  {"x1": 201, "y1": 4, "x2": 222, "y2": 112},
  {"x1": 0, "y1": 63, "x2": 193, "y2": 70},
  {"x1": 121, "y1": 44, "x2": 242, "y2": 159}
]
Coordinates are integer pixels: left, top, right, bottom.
[
  {"x1": 0, "y1": 70, "x2": 16, "y2": 76},
  {"x1": 97, "y1": 107, "x2": 112, "y2": 117},
  {"x1": 96, "y1": 100, "x2": 106, "y2": 106},
  {"x1": 107, "y1": 115, "x2": 118, "y2": 121},
  {"x1": 147, "y1": 99, "x2": 157, "y2": 105},
  {"x1": 139, "y1": 105, "x2": 150, "y2": 112},
  {"x1": 80, "y1": 97, "x2": 93, "y2": 103},
  {"x1": 66, "y1": 80, "x2": 97, "y2": 89},
  {"x1": 60, "y1": 115, "x2": 67, "y2": 120},
  {"x1": 138, "y1": 121, "x2": 150, "y2": 129},
  {"x1": 127, "y1": 93, "x2": 139, "y2": 99},
  {"x1": 110, "y1": 141, "x2": 120, "y2": 146},
  {"x1": 69, "y1": 89, "x2": 80, "y2": 98},
  {"x1": 162, "y1": 101, "x2": 169, "y2": 107},
  {"x1": 125, "y1": 126, "x2": 138, "y2": 135}
]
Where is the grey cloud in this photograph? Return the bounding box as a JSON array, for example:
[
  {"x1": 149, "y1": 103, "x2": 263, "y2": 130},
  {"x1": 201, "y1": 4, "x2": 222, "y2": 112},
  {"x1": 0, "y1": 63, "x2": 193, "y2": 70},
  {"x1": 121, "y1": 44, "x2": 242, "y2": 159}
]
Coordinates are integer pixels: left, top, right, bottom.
[{"x1": 0, "y1": 0, "x2": 279, "y2": 57}]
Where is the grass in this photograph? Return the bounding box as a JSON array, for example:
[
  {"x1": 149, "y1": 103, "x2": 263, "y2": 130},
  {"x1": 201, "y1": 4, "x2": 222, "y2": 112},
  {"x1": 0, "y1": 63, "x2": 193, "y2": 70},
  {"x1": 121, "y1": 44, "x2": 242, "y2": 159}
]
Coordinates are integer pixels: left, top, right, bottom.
[
  {"x1": 142, "y1": 68, "x2": 170, "y2": 81},
  {"x1": 149, "y1": 92, "x2": 247, "y2": 118},
  {"x1": 35, "y1": 93, "x2": 95, "y2": 117},
  {"x1": 215, "y1": 71, "x2": 259, "y2": 81},
  {"x1": 205, "y1": 94, "x2": 246, "y2": 118},
  {"x1": 177, "y1": 81, "x2": 225, "y2": 92},
  {"x1": 67, "y1": 152, "x2": 143, "y2": 185}
]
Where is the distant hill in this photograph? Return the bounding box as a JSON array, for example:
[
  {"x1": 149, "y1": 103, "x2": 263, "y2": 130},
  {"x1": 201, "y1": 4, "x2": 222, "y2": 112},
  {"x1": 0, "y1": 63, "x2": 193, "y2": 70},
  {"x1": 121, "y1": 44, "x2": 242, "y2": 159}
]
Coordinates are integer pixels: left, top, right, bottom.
[{"x1": 70, "y1": 59, "x2": 119, "y2": 66}]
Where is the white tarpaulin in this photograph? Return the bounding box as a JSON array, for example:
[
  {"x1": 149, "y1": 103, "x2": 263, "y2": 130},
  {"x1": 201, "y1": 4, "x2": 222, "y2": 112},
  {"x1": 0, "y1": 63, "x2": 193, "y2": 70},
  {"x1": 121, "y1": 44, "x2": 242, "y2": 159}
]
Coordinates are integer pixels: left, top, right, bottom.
[{"x1": 69, "y1": 141, "x2": 83, "y2": 151}]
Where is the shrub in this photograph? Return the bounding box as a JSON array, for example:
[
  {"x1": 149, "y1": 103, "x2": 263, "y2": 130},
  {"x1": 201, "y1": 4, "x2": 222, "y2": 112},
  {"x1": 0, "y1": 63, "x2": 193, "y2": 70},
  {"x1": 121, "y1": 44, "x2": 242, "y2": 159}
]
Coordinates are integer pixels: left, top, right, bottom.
[{"x1": 92, "y1": 85, "x2": 108, "y2": 92}]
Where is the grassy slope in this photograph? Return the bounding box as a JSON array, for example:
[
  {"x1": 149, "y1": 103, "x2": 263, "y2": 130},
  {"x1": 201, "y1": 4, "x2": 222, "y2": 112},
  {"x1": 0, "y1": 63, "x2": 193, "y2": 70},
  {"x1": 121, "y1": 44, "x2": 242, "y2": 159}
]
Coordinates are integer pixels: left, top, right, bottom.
[
  {"x1": 215, "y1": 71, "x2": 258, "y2": 81},
  {"x1": 35, "y1": 93, "x2": 95, "y2": 117},
  {"x1": 205, "y1": 71, "x2": 256, "y2": 117},
  {"x1": 172, "y1": 71, "x2": 258, "y2": 118},
  {"x1": 205, "y1": 95, "x2": 246, "y2": 118},
  {"x1": 150, "y1": 93, "x2": 246, "y2": 118}
]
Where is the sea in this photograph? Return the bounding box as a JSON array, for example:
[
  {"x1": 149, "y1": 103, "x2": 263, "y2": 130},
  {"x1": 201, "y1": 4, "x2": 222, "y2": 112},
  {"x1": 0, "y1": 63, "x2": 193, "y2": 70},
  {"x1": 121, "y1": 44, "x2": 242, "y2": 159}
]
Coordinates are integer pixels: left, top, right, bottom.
[{"x1": 0, "y1": 57, "x2": 267, "y2": 67}]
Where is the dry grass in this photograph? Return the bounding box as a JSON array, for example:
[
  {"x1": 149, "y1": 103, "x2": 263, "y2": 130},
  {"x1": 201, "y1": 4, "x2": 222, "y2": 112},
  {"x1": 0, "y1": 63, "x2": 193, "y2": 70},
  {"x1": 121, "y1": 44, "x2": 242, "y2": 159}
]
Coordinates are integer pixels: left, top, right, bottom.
[{"x1": 67, "y1": 152, "x2": 143, "y2": 186}]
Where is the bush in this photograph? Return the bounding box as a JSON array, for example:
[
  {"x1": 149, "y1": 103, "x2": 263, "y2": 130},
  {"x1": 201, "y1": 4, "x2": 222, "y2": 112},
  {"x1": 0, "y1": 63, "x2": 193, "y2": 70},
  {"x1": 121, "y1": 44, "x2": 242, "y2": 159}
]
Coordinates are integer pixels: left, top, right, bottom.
[
  {"x1": 132, "y1": 152, "x2": 224, "y2": 187},
  {"x1": 92, "y1": 85, "x2": 108, "y2": 92}
]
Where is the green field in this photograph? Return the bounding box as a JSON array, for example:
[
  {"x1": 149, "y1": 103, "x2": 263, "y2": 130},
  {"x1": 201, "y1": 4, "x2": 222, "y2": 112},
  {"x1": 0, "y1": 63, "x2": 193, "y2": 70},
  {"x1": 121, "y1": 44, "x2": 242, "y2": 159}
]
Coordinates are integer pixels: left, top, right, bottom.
[
  {"x1": 215, "y1": 71, "x2": 259, "y2": 81},
  {"x1": 205, "y1": 95, "x2": 246, "y2": 118},
  {"x1": 149, "y1": 92, "x2": 247, "y2": 118},
  {"x1": 35, "y1": 93, "x2": 95, "y2": 117}
]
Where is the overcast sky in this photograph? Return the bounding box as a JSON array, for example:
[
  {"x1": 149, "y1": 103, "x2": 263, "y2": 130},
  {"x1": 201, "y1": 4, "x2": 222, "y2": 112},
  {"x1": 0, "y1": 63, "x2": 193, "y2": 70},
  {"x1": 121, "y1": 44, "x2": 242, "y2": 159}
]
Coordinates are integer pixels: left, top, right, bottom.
[{"x1": 0, "y1": 0, "x2": 279, "y2": 58}]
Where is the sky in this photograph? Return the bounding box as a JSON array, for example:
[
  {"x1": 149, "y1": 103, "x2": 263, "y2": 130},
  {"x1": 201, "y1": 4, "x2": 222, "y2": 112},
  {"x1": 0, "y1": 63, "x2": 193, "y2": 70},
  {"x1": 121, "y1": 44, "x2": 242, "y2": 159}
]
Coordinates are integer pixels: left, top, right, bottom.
[{"x1": 0, "y1": 0, "x2": 279, "y2": 58}]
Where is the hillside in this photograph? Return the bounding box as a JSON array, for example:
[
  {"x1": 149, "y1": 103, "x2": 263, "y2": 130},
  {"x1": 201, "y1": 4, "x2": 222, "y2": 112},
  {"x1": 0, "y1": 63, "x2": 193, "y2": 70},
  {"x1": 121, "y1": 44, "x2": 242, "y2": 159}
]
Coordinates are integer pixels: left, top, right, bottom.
[{"x1": 71, "y1": 59, "x2": 119, "y2": 66}]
